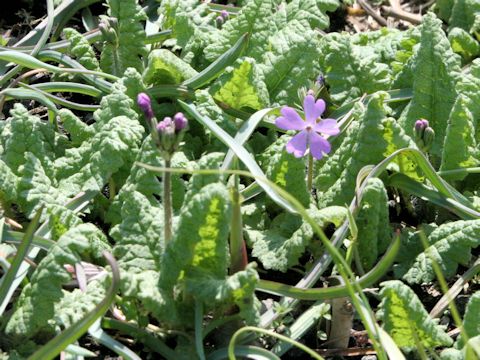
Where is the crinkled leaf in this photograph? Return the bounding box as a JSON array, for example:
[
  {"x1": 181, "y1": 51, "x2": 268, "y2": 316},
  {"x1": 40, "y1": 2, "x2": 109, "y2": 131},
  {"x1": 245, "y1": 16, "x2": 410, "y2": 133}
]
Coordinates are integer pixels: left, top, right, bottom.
[
  {"x1": 210, "y1": 57, "x2": 269, "y2": 111},
  {"x1": 286, "y1": 0, "x2": 339, "y2": 29},
  {"x1": 143, "y1": 49, "x2": 198, "y2": 85},
  {"x1": 246, "y1": 206, "x2": 347, "y2": 272},
  {"x1": 320, "y1": 33, "x2": 392, "y2": 105},
  {"x1": 63, "y1": 27, "x2": 100, "y2": 71},
  {"x1": 396, "y1": 13, "x2": 460, "y2": 159},
  {"x1": 401, "y1": 220, "x2": 480, "y2": 284},
  {"x1": 260, "y1": 20, "x2": 321, "y2": 105},
  {"x1": 457, "y1": 291, "x2": 480, "y2": 348},
  {"x1": 58, "y1": 109, "x2": 95, "y2": 146},
  {"x1": 449, "y1": 27, "x2": 480, "y2": 60},
  {"x1": 356, "y1": 178, "x2": 392, "y2": 270},
  {"x1": 55, "y1": 115, "x2": 144, "y2": 195},
  {"x1": 378, "y1": 280, "x2": 453, "y2": 349},
  {"x1": 261, "y1": 134, "x2": 310, "y2": 208},
  {"x1": 5, "y1": 224, "x2": 110, "y2": 341},
  {"x1": 0, "y1": 159, "x2": 18, "y2": 202},
  {"x1": 100, "y1": 0, "x2": 147, "y2": 76},
  {"x1": 448, "y1": 0, "x2": 480, "y2": 31},
  {"x1": 159, "y1": 183, "x2": 232, "y2": 291}
]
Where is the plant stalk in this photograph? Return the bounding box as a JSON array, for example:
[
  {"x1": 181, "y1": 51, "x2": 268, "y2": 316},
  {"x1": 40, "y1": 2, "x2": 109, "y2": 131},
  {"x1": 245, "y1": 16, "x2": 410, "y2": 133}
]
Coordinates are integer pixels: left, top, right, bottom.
[
  {"x1": 163, "y1": 158, "x2": 172, "y2": 245},
  {"x1": 307, "y1": 153, "x2": 313, "y2": 191}
]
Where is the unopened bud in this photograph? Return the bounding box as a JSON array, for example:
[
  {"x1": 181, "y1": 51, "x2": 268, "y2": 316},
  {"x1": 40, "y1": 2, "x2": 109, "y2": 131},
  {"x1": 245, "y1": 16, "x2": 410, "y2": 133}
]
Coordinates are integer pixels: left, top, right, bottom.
[
  {"x1": 307, "y1": 89, "x2": 316, "y2": 97},
  {"x1": 173, "y1": 112, "x2": 188, "y2": 132},
  {"x1": 423, "y1": 127, "x2": 435, "y2": 150},
  {"x1": 220, "y1": 10, "x2": 229, "y2": 20},
  {"x1": 216, "y1": 16, "x2": 224, "y2": 28},
  {"x1": 316, "y1": 74, "x2": 325, "y2": 87},
  {"x1": 137, "y1": 93, "x2": 154, "y2": 121},
  {"x1": 414, "y1": 119, "x2": 434, "y2": 152}
]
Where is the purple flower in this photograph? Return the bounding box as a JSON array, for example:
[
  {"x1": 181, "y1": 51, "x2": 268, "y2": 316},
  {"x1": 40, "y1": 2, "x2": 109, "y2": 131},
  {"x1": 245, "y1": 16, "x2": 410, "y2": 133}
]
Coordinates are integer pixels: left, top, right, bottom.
[
  {"x1": 137, "y1": 92, "x2": 154, "y2": 120},
  {"x1": 173, "y1": 112, "x2": 188, "y2": 131},
  {"x1": 156, "y1": 117, "x2": 175, "y2": 134},
  {"x1": 275, "y1": 95, "x2": 340, "y2": 160},
  {"x1": 220, "y1": 10, "x2": 229, "y2": 20}
]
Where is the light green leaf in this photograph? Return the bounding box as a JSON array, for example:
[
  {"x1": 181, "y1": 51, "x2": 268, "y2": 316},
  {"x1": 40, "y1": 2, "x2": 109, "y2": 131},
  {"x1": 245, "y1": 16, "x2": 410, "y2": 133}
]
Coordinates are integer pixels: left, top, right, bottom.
[
  {"x1": 378, "y1": 280, "x2": 453, "y2": 349},
  {"x1": 63, "y1": 27, "x2": 100, "y2": 71},
  {"x1": 356, "y1": 178, "x2": 392, "y2": 270},
  {"x1": 0, "y1": 159, "x2": 18, "y2": 202},
  {"x1": 457, "y1": 291, "x2": 480, "y2": 348},
  {"x1": 320, "y1": 33, "x2": 392, "y2": 105},
  {"x1": 210, "y1": 57, "x2": 269, "y2": 111},
  {"x1": 286, "y1": 0, "x2": 339, "y2": 29},
  {"x1": 159, "y1": 183, "x2": 232, "y2": 291},
  {"x1": 58, "y1": 109, "x2": 95, "y2": 146},
  {"x1": 143, "y1": 49, "x2": 198, "y2": 85},
  {"x1": 396, "y1": 13, "x2": 460, "y2": 159},
  {"x1": 448, "y1": 0, "x2": 480, "y2": 31},
  {"x1": 401, "y1": 220, "x2": 480, "y2": 284},
  {"x1": 260, "y1": 134, "x2": 310, "y2": 208},
  {"x1": 5, "y1": 224, "x2": 110, "y2": 341},
  {"x1": 449, "y1": 27, "x2": 480, "y2": 60},
  {"x1": 260, "y1": 20, "x2": 321, "y2": 105}
]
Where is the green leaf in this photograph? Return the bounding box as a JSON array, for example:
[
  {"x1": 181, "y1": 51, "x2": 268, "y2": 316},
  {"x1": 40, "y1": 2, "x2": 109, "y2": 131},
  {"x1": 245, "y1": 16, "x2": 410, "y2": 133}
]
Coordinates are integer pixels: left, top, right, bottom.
[
  {"x1": 0, "y1": 159, "x2": 18, "y2": 202},
  {"x1": 17, "y1": 153, "x2": 70, "y2": 219},
  {"x1": 210, "y1": 57, "x2": 269, "y2": 111},
  {"x1": 260, "y1": 20, "x2": 321, "y2": 105},
  {"x1": 320, "y1": 33, "x2": 392, "y2": 105},
  {"x1": 286, "y1": 0, "x2": 339, "y2": 29},
  {"x1": 246, "y1": 206, "x2": 346, "y2": 272},
  {"x1": 159, "y1": 183, "x2": 232, "y2": 291},
  {"x1": 143, "y1": 49, "x2": 198, "y2": 85},
  {"x1": 440, "y1": 95, "x2": 479, "y2": 179},
  {"x1": 5, "y1": 224, "x2": 110, "y2": 341},
  {"x1": 63, "y1": 27, "x2": 100, "y2": 71},
  {"x1": 186, "y1": 263, "x2": 259, "y2": 325},
  {"x1": 356, "y1": 178, "x2": 392, "y2": 270},
  {"x1": 448, "y1": 27, "x2": 480, "y2": 60},
  {"x1": 395, "y1": 13, "x2": 460, "y2": 160},
  {"x1": 204, "y1": 0, "x2": 280, "y2": 62},
  {"x1": 378, "y1": 280, "x2": 453, "y2": 349},
  {"x1": 0, "y1": 104, "x2": 59, "y2": 177},
  {"x1": 315, "y1": 92, "x2": 417, "y2": 207},
  {"x1": 457, "y1": 291, "x2": 480, "y2": 348},
  {"x1": 54, "y1": 115, "x2": 144, "y2": 195},
  {"x1": 58, "y1": 109, "x2": 95, "y2": 146},
  {"x1": 448, "y1": 0, "x2": 480, "y2": 31},
  {"x1": 106, "y1": 136, "x2": 162, "y2": 225},
  {"x1": 260, "y1": 135, "x2": 310, "y2": 208},
  {"x1": 401, "y1": 220, "x2": 480, "y2": 284},
  {"x1": 100, "y1": 0, "x2": 147, "y2": 76}
]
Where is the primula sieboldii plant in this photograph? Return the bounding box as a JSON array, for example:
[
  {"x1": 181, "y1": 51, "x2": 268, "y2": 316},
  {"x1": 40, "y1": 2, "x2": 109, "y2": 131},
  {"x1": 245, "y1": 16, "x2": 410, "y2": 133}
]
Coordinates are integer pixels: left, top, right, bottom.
[{"x1": 275, "y1": 95, "x2": 340, "y2": 160}]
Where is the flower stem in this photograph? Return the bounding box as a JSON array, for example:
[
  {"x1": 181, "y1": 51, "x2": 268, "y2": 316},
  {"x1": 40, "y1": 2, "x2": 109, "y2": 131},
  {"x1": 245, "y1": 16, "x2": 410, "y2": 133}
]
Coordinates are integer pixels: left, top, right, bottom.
[
  {"x1": 163, "y1": 158, "x2": 172, "y2": 245},
  {"x1": 229, "y1": 170, "x2": 247, "y2": 274},
  {"x1": 307, "y1": 153, "x2": 314, "y2": 192}
]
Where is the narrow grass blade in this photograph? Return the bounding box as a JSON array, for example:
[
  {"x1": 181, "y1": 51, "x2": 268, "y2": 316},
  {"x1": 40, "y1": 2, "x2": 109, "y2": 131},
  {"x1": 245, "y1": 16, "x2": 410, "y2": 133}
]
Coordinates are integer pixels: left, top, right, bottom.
[
  {"x1": 183, "y1": 33, "x2": 249, "y2": 89},
  {"x1": 178, "y1": 100, "x2": 296, "y2": 213},
  {"x1": 1, "y1": 88, "x2": 58, "y2": 113}
]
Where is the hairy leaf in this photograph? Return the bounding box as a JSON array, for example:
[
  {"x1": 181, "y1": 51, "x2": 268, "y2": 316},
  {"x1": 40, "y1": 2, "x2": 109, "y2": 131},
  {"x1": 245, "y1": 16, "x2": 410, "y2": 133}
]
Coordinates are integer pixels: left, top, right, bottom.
[
  {"x1": 449, "y1": 27, "x2": 480, "y2": 60},
  {"x1": 58, "y1": 109, "x2": 95, "y2": 146},
  {"x1": 320, "y1": 33, "x2": 392, "y2": 105},
  {"x1": 100, "y1": 0, "x2": 147, "y2": 76},
  {"x1": 395, "y1": 13, "x2": 460, "y2": 160},
  {"x1": 448, "y1": 0, "x2": 480, "y2": 31},
  {"x1": 378, "y1": 280, "x2": 453, "y2": 349},
  {"x1": 356, "y1": 178, "x2": 392, "y2": 270},
  {"x1": 401, "y1": 220, "x2": 480, "y2": 284},
  {"x1": 457, "y1": 291, "x2": 480, "y2": 348},
  {"x1": 143, "y1": 49, "x2": 198, "y2": 85},
  {"x1": 63, "y1": 27, "x2": 100, "y2": 71},
  {"x1": 261, "y1": 134, "x2": 310, "y2": 208},
  {"x1": 286, "y1": 0, "x2": 339, "y2": 29},
  {"x1": 5, "y1": 224, "x2": 110, "y2": 341},
  {"x1": 209, "y1": 57, "x2": 269, "y2": 111},
  {"x1": 0, "y1": 159, "x2": 18, "y2": 202}
]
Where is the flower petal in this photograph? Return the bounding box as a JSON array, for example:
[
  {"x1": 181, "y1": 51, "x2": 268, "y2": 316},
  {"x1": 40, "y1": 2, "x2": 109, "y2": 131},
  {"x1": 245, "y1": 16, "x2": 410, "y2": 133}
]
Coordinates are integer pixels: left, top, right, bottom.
[
  {"x1": 276, "y1": 107, "x2": 305, "y2": 131},
  {"x1": 286, "y1": 130, "x2": 309, "y2": 158},
  {"x1": 304, "y1": 95, "x2": 325, "y2": 124},
  {"x1": 309, "y1": 131, "x2": 331, "y2": 160},
  {"x1": 314, "y1": 118, "x2": 340, "y2": 136}
]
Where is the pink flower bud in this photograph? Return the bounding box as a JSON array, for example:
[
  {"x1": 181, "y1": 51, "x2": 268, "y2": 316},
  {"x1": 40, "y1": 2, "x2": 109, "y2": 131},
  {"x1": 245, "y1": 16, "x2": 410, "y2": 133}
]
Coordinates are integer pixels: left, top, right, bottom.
[{"x1": 137, "y1": 93, "x2": 154, "y2": 120}]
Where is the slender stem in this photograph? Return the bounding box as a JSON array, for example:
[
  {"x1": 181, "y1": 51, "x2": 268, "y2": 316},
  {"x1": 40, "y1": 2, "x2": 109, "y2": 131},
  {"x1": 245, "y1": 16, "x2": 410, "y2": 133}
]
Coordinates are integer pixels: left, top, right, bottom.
[
  {"x1": 163, "y1": 159, "x2": 173, "y2": 245},
  {"x1": 307, "y1": 153, "x2": 313, "y2": 191},
  {"x1": 229, "y1": 162, "x2": 247, "y2": 274}
]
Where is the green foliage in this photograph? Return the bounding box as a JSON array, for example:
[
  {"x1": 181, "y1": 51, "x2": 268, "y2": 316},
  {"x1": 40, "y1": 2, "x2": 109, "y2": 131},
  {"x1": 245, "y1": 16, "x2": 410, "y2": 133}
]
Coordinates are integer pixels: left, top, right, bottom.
[
  {"x1": 210, "y1": 57, "x2": 269, "y2": 111},
  {"x1": 5, "y1": 224, "x2": 110, "y2": 341},
  {"x1": 378, "y1": 280, "x2": 453, "y2": 349},
  {"x1": 315, "y1": 92, "x2": 417, "y2": 207},
  {"x1": 286, "y1": 0, "x2": 339, "y2": 29},
  {"x1": 143, "y1": 49, "x2": 198, "y2": 85},
  {"x1": 246, "y1": 206, "x2": 346, "y2": 271},
  {"x1": 400, "y1": 220, "x2": 480, "y2": 284},
  {"x1": 63, "y1": 28, "x2": 100, "y2": 71},
  {"x1": 100, "y1": 0, "x2": 147, "y2": 76},
  {"x1": 319, "y1": 33, "x2": 392, "y2": 104},
  {"x1": 261, "y1": 135, "x2": 310, "y2": 207},
  {"x1": 448, "y1": 27, "x2": 480, "y2": 60},
  {"x1": 356, "y1": 178, "x2": 391, "y2": 270},
  {"x1": 58, "y1": 109, "x2": 95, "y2": 146},
  {"x1": 395, "y1": 13, "x2": 460, "y2": 160},
  {"x1": 448, "y1": 0, "x2": 480, "y2": 31},
  {"x1": 457, "y1": 291, "x2": 480, "y2": 348},
  {"x1": 159, "y1": 183, "x2": 232, "y2": 291}
]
